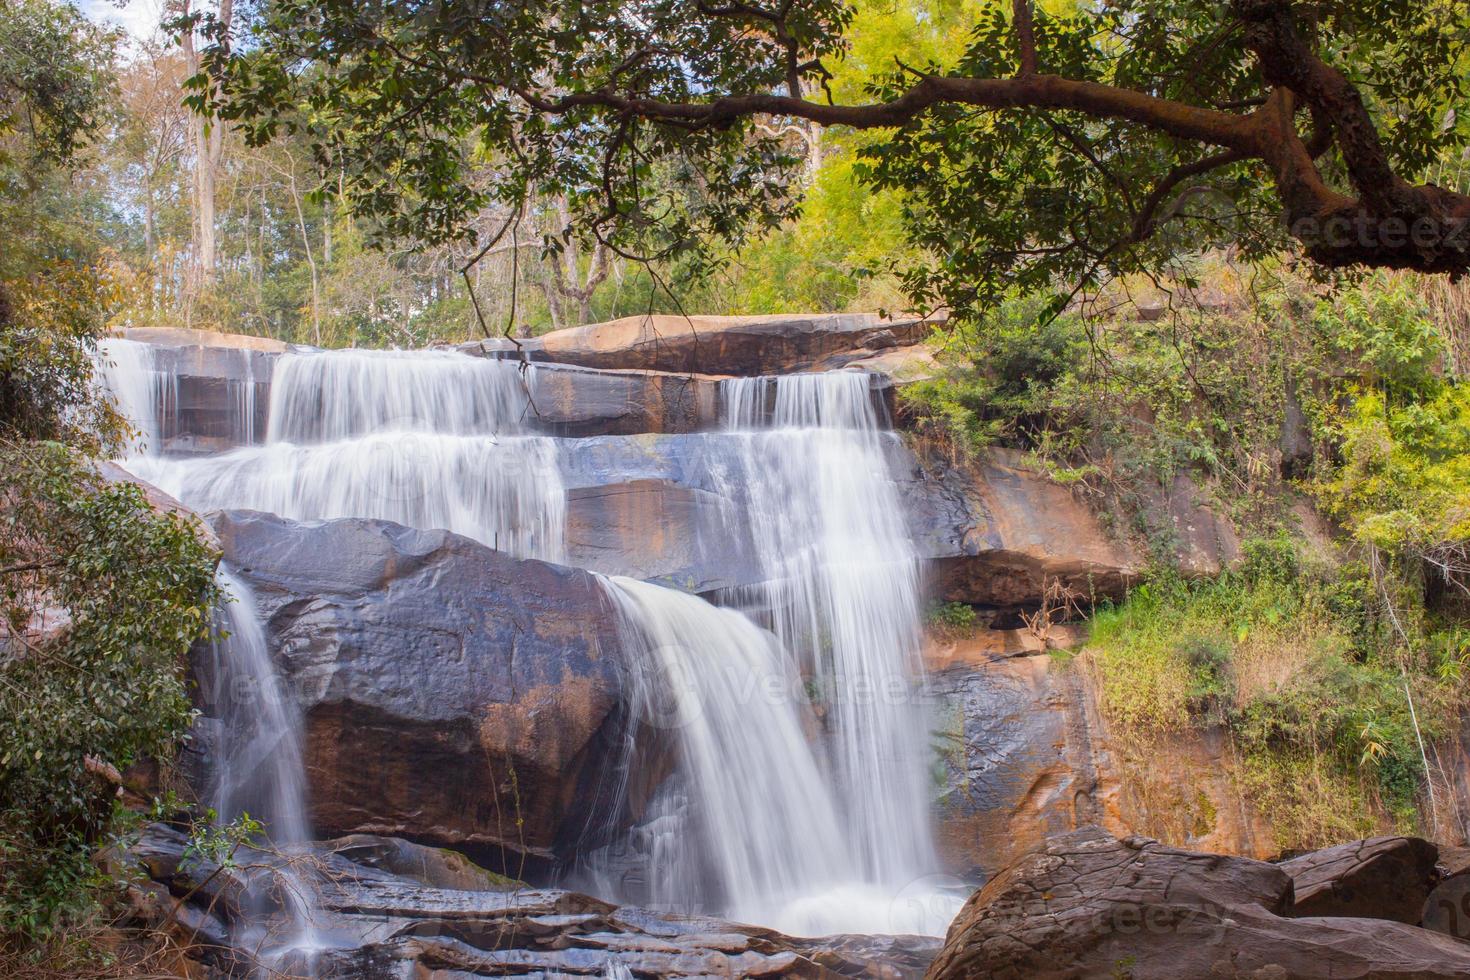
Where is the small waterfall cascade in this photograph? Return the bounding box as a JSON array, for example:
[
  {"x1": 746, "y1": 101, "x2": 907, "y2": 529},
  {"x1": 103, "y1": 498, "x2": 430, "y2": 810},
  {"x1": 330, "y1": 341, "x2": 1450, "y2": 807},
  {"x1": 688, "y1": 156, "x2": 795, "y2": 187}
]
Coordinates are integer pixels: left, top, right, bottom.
[
  {"x1": 205, "y1": 568, "x2": 320, "y2": 971},
  {"x1": 601, "y1": 576, "x2": 852, "y2": 933},
  {"x1": 266, "y1": 348, "x2": 536, "y2": 443},
  {"x1": 131, "y1": 349, "x2": 565, "y2": 561},
  {"x1": 718, "y1": 371, "x2": 945, "y2": 901},
  {"x1": 92, "y1": 338, "x2": 174, "y2": 456}
]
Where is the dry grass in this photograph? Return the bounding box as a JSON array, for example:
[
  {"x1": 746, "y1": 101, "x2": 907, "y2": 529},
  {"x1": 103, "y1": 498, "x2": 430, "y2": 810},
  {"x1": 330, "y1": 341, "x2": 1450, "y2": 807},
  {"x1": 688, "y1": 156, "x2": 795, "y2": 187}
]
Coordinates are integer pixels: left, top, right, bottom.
[{"x1": 1227, "y1": 610, "x2": 1345, "y2": 712}]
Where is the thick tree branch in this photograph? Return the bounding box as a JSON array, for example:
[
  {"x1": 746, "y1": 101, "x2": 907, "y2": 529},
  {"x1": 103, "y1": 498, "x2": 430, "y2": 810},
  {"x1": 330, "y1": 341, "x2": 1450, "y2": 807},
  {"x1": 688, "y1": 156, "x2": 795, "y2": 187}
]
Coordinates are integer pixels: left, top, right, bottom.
[
  {"x1": 513, "y1": 72, "x2": 1260, "y2": 152},
  {"x1": 1233, "y1": 0, "x2": 1470, "y2": 273}
]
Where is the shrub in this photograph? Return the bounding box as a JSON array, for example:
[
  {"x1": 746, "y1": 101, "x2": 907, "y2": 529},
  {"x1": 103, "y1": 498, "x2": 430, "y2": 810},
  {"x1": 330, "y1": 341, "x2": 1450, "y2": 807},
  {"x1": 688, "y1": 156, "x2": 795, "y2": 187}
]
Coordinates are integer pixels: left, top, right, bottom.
[{"x1": 0, "y1": 442, "x2": 219, "y2": 942}]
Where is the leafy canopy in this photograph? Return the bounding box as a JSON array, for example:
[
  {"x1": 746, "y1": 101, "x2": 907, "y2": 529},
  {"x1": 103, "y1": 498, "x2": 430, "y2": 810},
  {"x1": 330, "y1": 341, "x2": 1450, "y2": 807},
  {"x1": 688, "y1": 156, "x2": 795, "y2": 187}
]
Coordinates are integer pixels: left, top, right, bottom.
[{"x1": 197, "y1": 0, "x2": 1470, "y2": 320}]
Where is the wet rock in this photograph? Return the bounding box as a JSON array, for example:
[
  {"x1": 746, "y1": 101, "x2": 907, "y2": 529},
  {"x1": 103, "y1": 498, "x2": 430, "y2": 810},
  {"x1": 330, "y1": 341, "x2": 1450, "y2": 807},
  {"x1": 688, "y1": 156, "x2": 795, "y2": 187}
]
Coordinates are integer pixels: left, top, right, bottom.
[
  {"x1": 921, "y1": 449, "x2": 1141, "y2": 606},
  {"x1": 118, "y1": 327, "x2": 279, "y2": 455},
  {"x1": 559, "y1": 433, "x2": 761, "y2": 593},
  {"x1": 926, "y1": 656, "x2": 1110, "y2": 878},
  {"x1": 125, "y1": 823, "x2": 937, "y2": 979},
  {"x1": 917, "y1": 448, "x2": 1239, "y2": 606},
  {"x1": 927, "y1": 827, "x2": 1470, "y2": 980},
  {"x1": 471, "y1": 312, "x2": 936, "y2": 375},
  {"x1": 526, "y1": 362, "x2": 723, "y2": 436},
  {"x1": 326, "y1": 834, "x2": 522, "y2": 892},
  {"x1": 207, "y1": 510, "x2": 634, "y2": 871},
  {"x1": 1279, "y1": 835, "x2": 1439, "y2": 924}
]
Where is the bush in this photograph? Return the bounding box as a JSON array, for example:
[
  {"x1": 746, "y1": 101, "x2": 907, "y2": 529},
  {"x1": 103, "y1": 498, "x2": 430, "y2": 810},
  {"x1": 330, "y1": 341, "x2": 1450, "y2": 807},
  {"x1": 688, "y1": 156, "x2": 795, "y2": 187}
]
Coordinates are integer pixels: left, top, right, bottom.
[
  {"x1": 925, "y1": 600, "x2": 978, "y2": 633},
  {"x1": 0, "y1": 442, "x2": 219, "y2": 942},
  {"x1": 901, "y1": 293, "x2": 1088, "y2": 455}
]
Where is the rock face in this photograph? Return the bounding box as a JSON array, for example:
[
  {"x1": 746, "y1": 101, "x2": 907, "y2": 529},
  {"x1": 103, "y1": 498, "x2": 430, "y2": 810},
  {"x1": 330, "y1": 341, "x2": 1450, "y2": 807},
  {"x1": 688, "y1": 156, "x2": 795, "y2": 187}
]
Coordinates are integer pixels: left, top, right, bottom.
[
  {"x1": 119, "y1": 327, "x2": 279, "y2": 455},
  {"x1": 125, "y1": 823, "x2": 939, "y2": 979},
  {"x1": 471, "y1": 311, "x2": 937, "y2": 375},
  {"x1": 927, "y1": 827, "x2": 1470, "y2": 980},
  {"x1": 205, "y1": 510, "x2": 635, "y2": 872},
  {"x1": 526, "y1": 362, "x2": 722, "y2": 436},
  {"x1": 927, "y1": 654, "x2": 1112, "y2": 879},
  {"x1": 920, "y1": 448, "x2": 1240, "y2": 606},
  {"x1": 1280, "y1": 836, "x2": 1439, "y2": 924}
]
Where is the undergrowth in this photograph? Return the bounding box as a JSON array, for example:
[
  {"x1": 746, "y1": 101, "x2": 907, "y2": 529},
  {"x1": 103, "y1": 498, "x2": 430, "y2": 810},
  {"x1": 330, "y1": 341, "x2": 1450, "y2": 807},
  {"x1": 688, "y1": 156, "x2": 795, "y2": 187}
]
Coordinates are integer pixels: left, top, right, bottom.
[{"x1": 1088, "y1": 537, "x2": 1459, "y2": 848}]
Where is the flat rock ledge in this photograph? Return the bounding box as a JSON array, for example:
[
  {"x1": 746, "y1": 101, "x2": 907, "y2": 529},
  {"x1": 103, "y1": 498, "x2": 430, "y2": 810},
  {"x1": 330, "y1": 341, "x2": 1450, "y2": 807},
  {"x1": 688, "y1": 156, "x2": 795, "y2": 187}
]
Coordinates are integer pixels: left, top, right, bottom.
[{"x1": 122, "y1": 824, "x2": 939, "y2": 979}]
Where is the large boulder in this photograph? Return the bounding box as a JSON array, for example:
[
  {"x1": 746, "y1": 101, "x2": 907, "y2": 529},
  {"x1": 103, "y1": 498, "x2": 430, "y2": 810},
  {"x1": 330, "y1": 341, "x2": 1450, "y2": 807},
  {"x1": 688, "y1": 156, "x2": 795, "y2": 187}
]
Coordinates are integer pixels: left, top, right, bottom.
[
  {"x1": 526, "y1": 362, "x2": 722, "y2": 436},
  {"x1": 204, "y1": 510, "x2": 636, "y2": 872},
  {"x1": 927, "y1": 827, "x2": 1470, "y2": 980},
  {"x1": 919, "y1": 448, "x2": 1239, "y2": 606},
  {"x1": 471, "y1": 312, "x2": 936, "y2": 375},
  {"x1": 1279, "y1": 836, "x2": 1439, "y2": 924}
]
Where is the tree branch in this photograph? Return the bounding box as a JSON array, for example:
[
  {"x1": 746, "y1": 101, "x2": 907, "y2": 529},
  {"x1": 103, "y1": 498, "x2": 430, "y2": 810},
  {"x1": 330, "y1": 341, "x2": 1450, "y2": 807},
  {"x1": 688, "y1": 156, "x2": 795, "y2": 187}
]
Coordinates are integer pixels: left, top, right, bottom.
[{"x1": 512, "y1": 72, "x2": 1261, "y2": 153}]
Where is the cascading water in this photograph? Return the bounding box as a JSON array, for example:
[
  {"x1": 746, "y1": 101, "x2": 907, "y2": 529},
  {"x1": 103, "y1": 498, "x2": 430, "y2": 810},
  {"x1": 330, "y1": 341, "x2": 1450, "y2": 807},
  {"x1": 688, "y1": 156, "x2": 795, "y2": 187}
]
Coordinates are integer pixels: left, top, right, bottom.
[
  {"x1": 205, "y1": 568, "x2": 320, "y2": 972},
  {"x1": 601, "y1": 575, "x2": 853, "y2": 934},
  {"x1": 130, "y1": 348, "x2": 566, "y2": 562},
  {"x1": 104, "y1": 338, "x2": 963, "y2": 946},
  {"x1": 92, "y1": 338, "x2": 173, "y2": 456},
  {"x1": 134, "y1": 433, "x2": 565, "y2": 560},
  {"x1": 266, "y1": 347, "x2": 538, "y2": 443},
  {"x1": 595, "y1": 371, "x2": 960, "y2": 937},
  {"x1": 719, "y1": 371, "x2": 938, "y2": 886}
]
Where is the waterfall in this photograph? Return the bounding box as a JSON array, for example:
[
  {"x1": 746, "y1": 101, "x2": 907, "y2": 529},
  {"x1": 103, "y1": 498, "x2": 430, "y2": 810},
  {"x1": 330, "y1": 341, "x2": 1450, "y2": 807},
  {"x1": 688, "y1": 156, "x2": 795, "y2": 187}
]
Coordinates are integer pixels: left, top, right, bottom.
[
  {"x1": 266, "y1": 348, "x2": 537, "y2": 443},
  {"x1": 102, "y1": 339, "x2": 963, "y2": 943},
  {"x1": 719, "y1": 371, "x2": 938, "y2": 887},
  {"x1": 132, "y1": 433, "x2": 566, "y2": 561},
  {"x1": 599, "y1": 373, "x2": 963, "y2": 937},
  {"x1": 130, "y1": 348, "x2": 566, "y2": 562},
  {"x1": 93, "y1": 338, "x2": 173, "y2": 456},
  {"x1": 602, "y1": 576, "x2": 851, "y2": 933},
  {"x1": 205, "y1": 568, "x2": 320, "y2": 971}
]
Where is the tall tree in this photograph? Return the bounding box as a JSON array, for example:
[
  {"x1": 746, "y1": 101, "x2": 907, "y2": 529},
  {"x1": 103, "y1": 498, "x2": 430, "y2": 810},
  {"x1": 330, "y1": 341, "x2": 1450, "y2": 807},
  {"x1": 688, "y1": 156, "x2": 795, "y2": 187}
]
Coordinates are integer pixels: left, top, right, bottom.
[
  {"x1": 197, "y1": 0, "x2": 1470, "y2": 322},
  {"x1": 177, "y1": 0, "x2": 232, "y2": 289}
]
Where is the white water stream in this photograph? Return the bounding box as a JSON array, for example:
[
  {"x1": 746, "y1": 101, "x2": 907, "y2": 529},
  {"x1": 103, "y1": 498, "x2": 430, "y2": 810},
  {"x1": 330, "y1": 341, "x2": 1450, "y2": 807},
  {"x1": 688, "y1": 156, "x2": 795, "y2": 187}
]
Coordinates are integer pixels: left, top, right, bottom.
[
  {"x1": 203, "y1": 569, "x2": 321, "y2": 973},
  {"x1": 127, "y1": 348, "x2": 566, "y2": 562},
  {"x1": 93, "y1": 338, "x2": 173, "y2": 456},
  {"x1": 719, "y1": 373, "x2": 938, "y2": 886}
]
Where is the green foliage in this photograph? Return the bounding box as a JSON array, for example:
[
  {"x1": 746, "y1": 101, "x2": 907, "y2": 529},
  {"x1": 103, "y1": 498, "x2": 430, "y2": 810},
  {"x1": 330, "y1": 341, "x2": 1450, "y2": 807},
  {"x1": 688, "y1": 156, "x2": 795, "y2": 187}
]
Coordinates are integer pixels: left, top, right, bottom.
[
  {"x1": 0, "y1": 2, "x2": 126, "y2": 453},
  {"x1": 1090, "y1": 540, "x2": 1450, "y2": 847},
  {"x1": 1310, "y1": 277, "x2": 1448, "y2": 404},
  {"x1": 0, "y1": 262, "x2": 121, "y2": 453},
  {"x1": 1316, "y1": 384, "x2": 1470, "y2": 557},
  {"x1": 191, "y1": 0, "x2": 1470, "y2": 325},
  {"x1": 0, "y1": 0, "x2": 116, "y2": 164},
  {"x1": 902, "y1": 292, "x2": 1088, "y2": 453},
  {"x1": 0, "y1": 442, "x2": 219, "y2": 941},
  {"x1": 925, "y1": 600, "x2": 978, "y2": 633}
]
